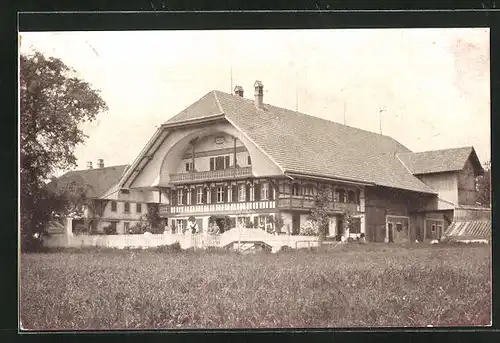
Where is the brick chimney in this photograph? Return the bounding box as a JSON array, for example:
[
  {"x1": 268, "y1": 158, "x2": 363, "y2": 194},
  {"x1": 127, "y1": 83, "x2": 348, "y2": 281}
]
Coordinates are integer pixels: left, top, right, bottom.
[
  {"x1": 97, "y1": 159, "x2": 104, "y2": 168},
  {"x1": 86, "y1": 161, "x2": 93, "y2": 169},
  {"x1": 234, "y1": 85, "x2": 244, "y2": 97},
  {"x1": 254, "y1": 80, "x2": 264, "y2": 109}
]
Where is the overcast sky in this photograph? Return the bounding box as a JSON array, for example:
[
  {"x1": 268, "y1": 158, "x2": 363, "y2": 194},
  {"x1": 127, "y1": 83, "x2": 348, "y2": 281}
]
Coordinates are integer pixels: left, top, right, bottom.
[{"x1": 20, "y1": 28, "x2": 490, "y2": 174}]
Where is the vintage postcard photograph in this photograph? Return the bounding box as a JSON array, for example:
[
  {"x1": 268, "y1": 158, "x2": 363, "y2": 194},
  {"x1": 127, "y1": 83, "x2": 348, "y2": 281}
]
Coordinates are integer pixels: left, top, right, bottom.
[{"x1": 19, "y1": 28, "x2": 491, "y2": 330}]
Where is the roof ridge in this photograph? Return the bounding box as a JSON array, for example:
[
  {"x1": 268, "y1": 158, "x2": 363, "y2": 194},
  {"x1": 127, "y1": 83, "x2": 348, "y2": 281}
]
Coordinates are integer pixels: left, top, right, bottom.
[
  {"x1": 399, "y1": 146, "x2": 473, "y2": 156},
  {"x1": 212, "y1": 90, "x2": 224, "y2": 114}
]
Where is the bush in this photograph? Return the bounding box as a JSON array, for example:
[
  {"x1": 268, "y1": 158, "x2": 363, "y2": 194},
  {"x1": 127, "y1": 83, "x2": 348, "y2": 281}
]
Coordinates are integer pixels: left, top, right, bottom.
[
  {"x1": 300, "y1": 221, "x2": 319, "y2": 236},
  {"x1": 73, "y1": 223, "x2": 88, "y2": 236},
  {"x1": 169, "y1": 242, "x2": 181, "y2": 252},
  {"x1": 103, "y1": 225, "x2": 117, "y2": 235}
]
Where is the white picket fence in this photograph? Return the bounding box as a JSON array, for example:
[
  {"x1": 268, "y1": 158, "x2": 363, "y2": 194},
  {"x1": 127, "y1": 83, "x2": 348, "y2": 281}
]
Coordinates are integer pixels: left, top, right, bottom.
[{"x1": 43, "y1": 228, "x2": 320, "y2": 252}]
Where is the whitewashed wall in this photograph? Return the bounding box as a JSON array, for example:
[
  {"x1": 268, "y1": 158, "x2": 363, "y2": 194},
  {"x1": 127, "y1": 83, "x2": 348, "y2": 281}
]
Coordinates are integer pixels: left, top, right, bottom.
[{"x1": 44, "y1": 230, "x2": 320, "y2": 251}]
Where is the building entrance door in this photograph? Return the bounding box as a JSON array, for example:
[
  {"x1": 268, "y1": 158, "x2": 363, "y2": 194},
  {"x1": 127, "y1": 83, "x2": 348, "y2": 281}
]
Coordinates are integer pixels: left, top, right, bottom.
[
  {"x1": 292, "y1": 213, "x2": 300, "y2": 235},
  {"x1": 387, "y1": 223, "x2": 394, "y2": 243}
]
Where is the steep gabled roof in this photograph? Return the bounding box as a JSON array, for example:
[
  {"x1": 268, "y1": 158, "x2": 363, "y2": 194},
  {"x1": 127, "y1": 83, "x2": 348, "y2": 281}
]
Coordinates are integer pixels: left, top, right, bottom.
[
  {"x1": 167, "y1": 91, "x2": 224, "y2": 124},
  {"x1": 163, "y1": 90, "x2": 435, "y2": 194},
  {"x1": 397, "y1": 147, "x2": 484, "y2": 175},
  {"x1": 50, "y1": 165, "x2": 129, "y2": 199}
]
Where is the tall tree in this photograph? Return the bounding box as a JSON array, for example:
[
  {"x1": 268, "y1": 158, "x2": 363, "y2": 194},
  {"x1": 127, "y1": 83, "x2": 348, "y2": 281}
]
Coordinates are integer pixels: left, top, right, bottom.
[
  {"x1": 476, "y1": 161, "x2": 491, "y2": 207},
  {"x1": 20, "y1": 51, "x2": 108, "y2": 248},
  {"x1": 308, "y1": 186, "x2": 331, "y2": 240}
]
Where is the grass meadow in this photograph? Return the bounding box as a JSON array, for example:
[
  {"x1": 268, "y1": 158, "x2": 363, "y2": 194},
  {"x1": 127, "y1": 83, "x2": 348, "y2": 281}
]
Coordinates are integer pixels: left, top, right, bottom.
[{"x1": 20, "y1": 243, "x2": 491, "y2": 330}]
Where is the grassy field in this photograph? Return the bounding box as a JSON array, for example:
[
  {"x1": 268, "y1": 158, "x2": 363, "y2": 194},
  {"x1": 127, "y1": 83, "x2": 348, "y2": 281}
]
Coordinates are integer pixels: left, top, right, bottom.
[{"x1": 20, "y1": 243, "x2": 491, "y2": 330}]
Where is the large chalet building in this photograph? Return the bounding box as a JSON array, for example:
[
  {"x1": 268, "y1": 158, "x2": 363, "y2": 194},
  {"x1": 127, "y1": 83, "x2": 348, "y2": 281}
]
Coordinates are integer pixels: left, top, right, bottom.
[{"x1": 55, "y1": 81, "x2": 489, "y2": 243}]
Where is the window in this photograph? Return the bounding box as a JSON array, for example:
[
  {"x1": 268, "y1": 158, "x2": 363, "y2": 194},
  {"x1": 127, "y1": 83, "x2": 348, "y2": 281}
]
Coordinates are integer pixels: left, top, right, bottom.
[
  {"x1": 212, "y1": 155, "x2": 231, "y2": 170},
  {"x1": 280, "y1": 182, "x2": 290, "y2": 195},
  {"x1": 249, "y1": 184, "x2": 255, "y2": 201},
  {"x1": 177, "y1": 189, "x2": 184, "y2": 205},
  {"x1": 176, "y1": 219, "x2": 185, "y2": 232},
  {"x1": 206, "y1": 188, "x2": 211, "y2": 204},
  {"x1": 124, "y1": 222, "x2": 130, "y2": 233},
  {"x1": 303, "y1": 185, "x2": 313, "y2": 197},
  {"x1": 292, "y1": 184, "x2": 300, "y2": 196},
  {"x1": 395, "y1": 223, "x2": 403, "y2": 232},
  {"x1": 217, "y1": 186, "x2": 225, "y2": 203},
  {"x1": 185, "y1": 162, "x2": 193, "y2": 172},
  {"x1": 136, "y1": 203, "x2": 142, "y2": 213},
  {"x1": 197, "y1": 188, "x2": 204, "y2": 204},
  {"x1": 333, "y1": 189, "x2": 340, "y2": 202},
  {"x1": 261, "y1": 183, "x2": 269, "y2": 200},
  {"x1": 347, "y1": 190, "x2": 356, "y2": 203},
  {"x1": 431, "y1": 224, "x2": 436, "y2": 232},
  {"x1": 248, "y1": 155, "x2": 252, "y2": 165},
  {"x1": 215, "y1": 156, "x2": 225, "y2": 170},
  {"x1": 350, "y1": 217, "x2": 361, "y2": 234},
  {"x1": 111, "y1": 201, "x2": 117, "y2": 212},
  {"x1": 239, "y1": 184, "x2": 246, "y2": 202},
  {"x1": 187, "y1": 190, "x2": 192, "y2": 205},
  {"x1": 124, "y1": 202, "x2": 130, "y2": 213},
  {"x1": 337, "y1": 189, "x2": 346, "y2": 203},
  {"x1": 327, "y1": 188, "x2": 333, "y2": 201}
]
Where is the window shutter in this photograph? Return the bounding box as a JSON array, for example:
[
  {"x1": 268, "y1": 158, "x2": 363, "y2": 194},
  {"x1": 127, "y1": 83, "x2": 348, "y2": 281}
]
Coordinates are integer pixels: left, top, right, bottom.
[
  {"x1": 224, "y1": 186, "x2": 229, "y2": 202},
  {"x1": 254, "y1": 183, "x2": 260, "y2": 201},
  {"x1": 172, "y1": 190, "x2": 177, "y2": 206},
  {"x1": 182, "y1": 190, "x2": 187, "y2": 205},
  {"x1": 211, "y1": 187, "x2": 217, "y2": 204},
  {"x1": 232, "y1": 185, "x2": 238, "y2": 202},
  {"x1": 210, "y1": 158, "x2": 214, "y2": 171},
  {"x1": 246, "y1": 184, "x2": 250, "y2": 201},
  {"x1": 202, "y1": 188, "x2": 207, "y2": 203},
  {"x1": 269, "y1": 184, "x2": 274, "y2": 200},
  {"x1": 191, "y1": 188, "x2": 196, "y2": 205},
  {"x1": 225, "y1": 156, "x2": 230, "y2": 169}
]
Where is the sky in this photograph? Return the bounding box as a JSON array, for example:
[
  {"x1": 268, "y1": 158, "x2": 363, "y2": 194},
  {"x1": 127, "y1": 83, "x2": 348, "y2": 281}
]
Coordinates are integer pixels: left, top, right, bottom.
[{"x1": 19, "y1": 28, "x2": 490, "y2": 175}]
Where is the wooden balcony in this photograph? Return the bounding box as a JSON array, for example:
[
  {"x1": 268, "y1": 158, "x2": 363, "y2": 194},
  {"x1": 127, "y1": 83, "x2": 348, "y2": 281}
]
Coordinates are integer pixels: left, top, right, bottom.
[
  {"x1": 169, "y1": 167, "x2": 252, "y2": 184},
  {"x1": 276, "y1": 197, "x2": 359, "y2": 213},
  {"x1": 158, "y1": 201, "x2": 276, "y2": 216}
]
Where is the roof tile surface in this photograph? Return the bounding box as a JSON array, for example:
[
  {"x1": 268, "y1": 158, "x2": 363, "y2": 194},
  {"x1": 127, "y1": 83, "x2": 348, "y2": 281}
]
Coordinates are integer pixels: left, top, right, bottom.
[{"x1": 166, "y1": 91, "x2": 437, "y2": 193}]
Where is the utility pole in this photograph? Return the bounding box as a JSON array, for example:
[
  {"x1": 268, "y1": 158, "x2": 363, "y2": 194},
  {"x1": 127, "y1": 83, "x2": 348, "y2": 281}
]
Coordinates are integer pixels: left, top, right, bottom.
[
  {"x1": 343, "y1": 101, "x2": 347, "y2": 126},
  {"x1": 379, "y1": 108, "x2": 386, "y2": 135},
  {"x1": 295, "y1": 69, "x2": 299, "y2": 112},
  {"x1": 230, "y1": 66, "x2": 233, "y2": 93}
]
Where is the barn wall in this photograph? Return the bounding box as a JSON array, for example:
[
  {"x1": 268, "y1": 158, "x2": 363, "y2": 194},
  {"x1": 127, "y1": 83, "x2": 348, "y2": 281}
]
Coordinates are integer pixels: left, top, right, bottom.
[
  {"x1": 418, "y1": 172, "x2": 458, "y2": 205},
  {"x1": 365, "y1": 186, "x2": 432, "y2": 242},
  {"x1": 457, "y1": 159, "x2": 478, "y2": 206}
]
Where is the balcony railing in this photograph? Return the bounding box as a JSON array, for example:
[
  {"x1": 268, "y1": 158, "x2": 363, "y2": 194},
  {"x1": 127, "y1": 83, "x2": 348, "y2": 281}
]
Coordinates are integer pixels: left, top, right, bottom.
[
  {"x1": 170, "y1": 167, "x2": 253, "y2": 184},
  {"x1": 158, "y1": 199, "x2": 359, "y2": 216},
  {"x1": 158, "y1": 201, "x2": 275, "y2": 216},
  {"x1": 276, "y1": 198, "x2": 359, "y2": 212}
]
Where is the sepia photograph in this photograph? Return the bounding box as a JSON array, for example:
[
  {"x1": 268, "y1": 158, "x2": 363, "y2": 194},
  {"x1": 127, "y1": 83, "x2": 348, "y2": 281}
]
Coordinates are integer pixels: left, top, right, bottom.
[{"x1": 19, "y1": 28, "x2": 491, "y2": 329}]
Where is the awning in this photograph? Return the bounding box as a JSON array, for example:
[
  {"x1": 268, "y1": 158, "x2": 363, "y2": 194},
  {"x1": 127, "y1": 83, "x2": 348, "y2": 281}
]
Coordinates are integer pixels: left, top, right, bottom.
[{"x1": 444, "y1": 220, "x2": 491, "y2": 240}]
